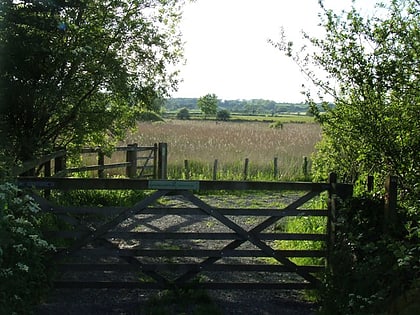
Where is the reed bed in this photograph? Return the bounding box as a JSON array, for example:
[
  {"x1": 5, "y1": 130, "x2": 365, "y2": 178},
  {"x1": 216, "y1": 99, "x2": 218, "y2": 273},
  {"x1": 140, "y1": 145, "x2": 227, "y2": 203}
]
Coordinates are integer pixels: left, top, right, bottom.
[{"x1": 123, "y1": 120, "x2": 321, "y2": 180}]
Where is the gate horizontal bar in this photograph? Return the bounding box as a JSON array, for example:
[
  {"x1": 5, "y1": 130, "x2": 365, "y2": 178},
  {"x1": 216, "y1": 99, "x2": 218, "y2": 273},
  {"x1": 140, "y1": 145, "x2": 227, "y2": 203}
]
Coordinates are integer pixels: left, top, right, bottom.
[
  {"x1": 56, "y1": 263, "x2": 325, "y2": 273},
  {"x1": 49, "y1": 231, "x2": 326, "y2": 241},
  {"x1": 17, "y1": 177, "x2": 332, "y2": 192},
  {"x1": 53, "y1": 281, "x2": 316, "y2": 290},
  {"x1": 64, "y1": 248, "x2": 326, "y2": 258},
  {"x1": 49, "y1": 206, "x2": 328, "y2": 217}
]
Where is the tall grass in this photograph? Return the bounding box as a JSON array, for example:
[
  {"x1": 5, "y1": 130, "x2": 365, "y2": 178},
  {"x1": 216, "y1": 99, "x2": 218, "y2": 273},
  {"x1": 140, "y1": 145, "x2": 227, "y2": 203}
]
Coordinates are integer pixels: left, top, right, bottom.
[{"x1": 124, "y1": 120, "x2": 321, "y2": 180}]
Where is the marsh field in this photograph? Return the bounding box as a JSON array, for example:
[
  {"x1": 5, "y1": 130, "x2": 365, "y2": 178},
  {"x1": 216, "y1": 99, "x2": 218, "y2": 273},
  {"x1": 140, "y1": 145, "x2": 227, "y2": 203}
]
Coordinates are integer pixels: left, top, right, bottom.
[{"x1": 122, "y1": 119, "x2": 321, "y2": 180}]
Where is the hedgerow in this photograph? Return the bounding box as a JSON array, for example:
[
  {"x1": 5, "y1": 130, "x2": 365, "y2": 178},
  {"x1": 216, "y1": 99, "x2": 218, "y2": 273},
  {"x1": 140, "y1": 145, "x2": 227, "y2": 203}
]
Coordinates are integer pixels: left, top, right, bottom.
[
  {"x1": 0, "y1": 183, "x2": 55, "y2": 314},
  {"x1": 321, "y1": 195, "x2": 420, "y2": 314}
]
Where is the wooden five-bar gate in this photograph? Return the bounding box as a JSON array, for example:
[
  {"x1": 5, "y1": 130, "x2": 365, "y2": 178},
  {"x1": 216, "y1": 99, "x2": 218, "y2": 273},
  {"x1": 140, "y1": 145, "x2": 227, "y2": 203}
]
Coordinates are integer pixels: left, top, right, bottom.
[{"x1": 17, "y1": 176, "x2": 352, "y2": 291}]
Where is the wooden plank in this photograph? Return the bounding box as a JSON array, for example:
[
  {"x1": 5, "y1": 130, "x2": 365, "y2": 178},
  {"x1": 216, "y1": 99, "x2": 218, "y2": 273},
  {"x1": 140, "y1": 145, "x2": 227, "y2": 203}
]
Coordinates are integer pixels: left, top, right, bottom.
[
  {"x1": 115, "y1": 146, "x2": 155, "y2": 152},
  {"x1": 68, "y1": 248, "x2": 326, "y2": 258},
  {"x1": 64, "y1": 162, "x2": 131, "y2": 173},
  {"x1": 17, "y1": 177, "x2": 150, "y2": 190},
  {"x1": 105, "y1": 231, "x2": 326, "y2": 241},
  {"x1": 149, "y1": 180, "x2": 199, "y2": 190},
  {"x1": 48, "y1": 231, "x2": 326, "y2": 241},
  {"x1": 56, "y1": 263, "x2": 325, "y2": 273},
  {"x1": 80, "y1": 146, "x2": 155, "y2": 154},
  {"x1": 49, "y1": 205, "x2": 328, "y2": 217},
  {"x1": 17, "y1": 177, "x2": 334, "y2": 192},
  {"x1": 53, "y1": 281, "x2": 315, "y2": 290}
]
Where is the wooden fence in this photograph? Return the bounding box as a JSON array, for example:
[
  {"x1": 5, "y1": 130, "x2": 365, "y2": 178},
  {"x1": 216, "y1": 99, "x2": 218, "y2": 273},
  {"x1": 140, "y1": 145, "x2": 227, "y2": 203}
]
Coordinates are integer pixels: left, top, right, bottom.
[
  {"x1": 13, "y1": 143, "x2": 168, "y2": 179},
  {"x1": 183, "y1": 156, "x2": 311, "y2": 180},
  {"x1": 17, "y1": 175, "x2": 353, "y2": 291}
]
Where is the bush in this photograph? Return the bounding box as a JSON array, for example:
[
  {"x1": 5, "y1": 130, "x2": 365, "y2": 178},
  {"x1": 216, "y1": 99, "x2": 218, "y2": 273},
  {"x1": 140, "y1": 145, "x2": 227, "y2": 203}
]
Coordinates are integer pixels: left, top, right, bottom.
[
  {"x1": 0, "y1": 183, "x2": 55, "y2": 314},
  {"x1": 216, "y1": 109, "x2": 230, "y2": 121},
  {"x1": 176, "y1": 107, "x2": 190, "y2": 120},
  {"x1": 321, "y1": 195, "x2": 420, "y2": 314},
  {"x1": 269, "y1": 121, "x2": 283, "y2": 129}
]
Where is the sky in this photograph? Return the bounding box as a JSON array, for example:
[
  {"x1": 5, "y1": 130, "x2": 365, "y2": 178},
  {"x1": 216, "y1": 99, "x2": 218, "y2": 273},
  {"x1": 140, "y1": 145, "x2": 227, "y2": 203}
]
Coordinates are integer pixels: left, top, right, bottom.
[{"x1": 172, "y1": 0, "x2": 379, "y2": 103}]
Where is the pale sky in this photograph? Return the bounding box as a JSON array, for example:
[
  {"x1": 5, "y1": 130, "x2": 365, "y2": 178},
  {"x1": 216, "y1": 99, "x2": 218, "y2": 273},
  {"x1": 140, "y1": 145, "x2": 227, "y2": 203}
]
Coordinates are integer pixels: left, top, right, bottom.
[{"x1": 173, "y1": 0, "x2": 380, "y2": 102}]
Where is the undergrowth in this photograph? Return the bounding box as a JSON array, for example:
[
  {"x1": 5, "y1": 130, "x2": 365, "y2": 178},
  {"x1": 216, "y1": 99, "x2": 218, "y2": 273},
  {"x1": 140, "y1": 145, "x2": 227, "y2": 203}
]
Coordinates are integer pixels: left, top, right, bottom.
[
  {"x1": 320, "y1": 195, "x2": 420, "y2": 314},
  {"x1": 0, "y1": 183, "x2": 55, "y2": 315}
]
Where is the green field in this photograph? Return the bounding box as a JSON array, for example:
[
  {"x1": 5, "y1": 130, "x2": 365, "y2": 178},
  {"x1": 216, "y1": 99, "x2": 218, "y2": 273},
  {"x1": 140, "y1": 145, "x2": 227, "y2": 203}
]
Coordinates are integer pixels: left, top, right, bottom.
[{"x1": 122, "y1": 118, "x2": 321, "y2": 180}]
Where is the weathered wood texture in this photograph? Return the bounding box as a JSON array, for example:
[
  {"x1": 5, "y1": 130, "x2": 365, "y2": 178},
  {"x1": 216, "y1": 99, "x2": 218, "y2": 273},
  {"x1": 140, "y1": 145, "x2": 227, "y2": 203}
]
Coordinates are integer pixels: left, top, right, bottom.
[{"x1": 20, "y1": 177, "x2": 353, "y2": 291}]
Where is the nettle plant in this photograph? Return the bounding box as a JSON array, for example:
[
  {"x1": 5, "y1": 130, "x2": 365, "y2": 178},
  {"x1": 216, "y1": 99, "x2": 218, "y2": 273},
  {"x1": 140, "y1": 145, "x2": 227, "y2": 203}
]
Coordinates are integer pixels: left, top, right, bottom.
[{"x1": 0, "y1": 183, "x2": 55, "y2": 314}]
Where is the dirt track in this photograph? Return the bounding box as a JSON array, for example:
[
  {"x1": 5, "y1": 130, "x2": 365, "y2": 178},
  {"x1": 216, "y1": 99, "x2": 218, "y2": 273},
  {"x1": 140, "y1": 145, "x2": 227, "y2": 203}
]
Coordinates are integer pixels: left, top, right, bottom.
[{"x1": 35, "y1": 192, "x2": 320, "y2": 315}]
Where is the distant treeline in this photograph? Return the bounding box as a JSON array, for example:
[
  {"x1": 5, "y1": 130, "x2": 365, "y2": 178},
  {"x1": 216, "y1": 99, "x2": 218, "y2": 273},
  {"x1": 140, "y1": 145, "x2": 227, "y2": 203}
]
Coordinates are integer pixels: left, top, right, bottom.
[{"x1": 164, "y1": 98, "x2": 310, "y2": 114}]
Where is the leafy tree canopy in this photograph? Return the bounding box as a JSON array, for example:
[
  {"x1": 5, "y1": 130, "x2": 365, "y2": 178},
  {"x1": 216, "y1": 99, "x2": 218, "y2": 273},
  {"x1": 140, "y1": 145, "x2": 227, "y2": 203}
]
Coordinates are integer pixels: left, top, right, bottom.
[
  {"x1": 197, "y1": 93, "x2": 218, "y2": 117},
  {"x1": 0, "y1": 0, "x2": 186, "y2": 164},
  {"x1": 273, "y1": 0, "x2": 419, "y2": 196}
]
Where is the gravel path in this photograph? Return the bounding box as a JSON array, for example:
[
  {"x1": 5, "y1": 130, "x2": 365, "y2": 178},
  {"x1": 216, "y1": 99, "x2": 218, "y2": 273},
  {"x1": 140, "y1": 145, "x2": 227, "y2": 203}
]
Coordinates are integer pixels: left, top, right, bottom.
[{"x1": 35, "y1": 192, "x2": 320, "y2": 315}]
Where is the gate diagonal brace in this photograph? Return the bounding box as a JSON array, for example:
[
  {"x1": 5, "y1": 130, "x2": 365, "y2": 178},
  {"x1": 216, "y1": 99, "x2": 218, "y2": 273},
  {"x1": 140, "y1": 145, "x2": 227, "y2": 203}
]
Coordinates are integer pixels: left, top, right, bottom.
[
  {"x1": 36, "y1": 192, "x2": 171, "y2": 287},
  {"x1": 175, "y1": 190, "x2": 322, "y2": 287},
  {"x1": 98, "y1": 239, "x2": 170, "y2": 288},
  {"x1": 54, "y1": 189, "x2": 168, "y2": 260}
]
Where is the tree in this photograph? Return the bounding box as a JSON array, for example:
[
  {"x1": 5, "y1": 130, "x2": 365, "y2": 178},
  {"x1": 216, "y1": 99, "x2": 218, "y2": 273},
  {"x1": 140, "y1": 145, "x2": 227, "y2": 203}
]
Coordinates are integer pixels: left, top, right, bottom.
[
  {"x1": 216, "y1": 109, "x2": 230, "y2": 121},
  {"x1": 176, "y1": 107, "x2": 191, "y2": 120},
  {"x1": 272, "y1": 0, "x2": 419, "y2": 195},
  {"x1": 197, "y1": 93, "x2": 218, "y2": 117},
  {"x1": 0, "y1": 0, "x2": 185, "y2": 165}
]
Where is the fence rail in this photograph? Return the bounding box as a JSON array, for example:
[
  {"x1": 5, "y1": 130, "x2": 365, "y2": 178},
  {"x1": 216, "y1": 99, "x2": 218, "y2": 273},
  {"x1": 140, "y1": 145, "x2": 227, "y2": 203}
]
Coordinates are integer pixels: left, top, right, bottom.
[{"x1": 15, "y1": 143, "x2": 168, "y2": 179}]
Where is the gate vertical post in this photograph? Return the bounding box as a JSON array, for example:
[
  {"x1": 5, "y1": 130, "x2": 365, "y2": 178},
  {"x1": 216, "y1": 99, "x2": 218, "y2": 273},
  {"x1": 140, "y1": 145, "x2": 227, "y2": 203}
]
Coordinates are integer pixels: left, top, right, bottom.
[
  {"x1": 43, "y1": 160, "x2": 51, "y2": 177},
  {"x1": 153, "y1": 143, "x2": 158, "y2": 179},
  {"x1": 54, "y1": 151, "x2": 66, "y2": 176},
  {"x1": 98, "y1": 149, "x2": 105, "y2": 178},
  {"x1": 158, "y1": 142, "x2": 168, "y2": 179},
  {"x1": 327, "y1": 172, "x2": 337, "y2": 274},
  {"x1": 43, "y1": 160, "x2": 51, "y2": 197},
  {"x1": 126, "y1": 143, "x2": 138, "y2": 178}
]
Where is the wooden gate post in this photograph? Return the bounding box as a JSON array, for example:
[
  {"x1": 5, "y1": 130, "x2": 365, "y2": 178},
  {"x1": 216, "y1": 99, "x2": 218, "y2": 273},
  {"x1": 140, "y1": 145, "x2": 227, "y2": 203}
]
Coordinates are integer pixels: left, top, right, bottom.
[
  {"x1": 54, "y1": 151, "x2": 66, "y2": 176},
  {"x1": 98, "y1": 150, "x2": 105, "y2": 178},
  {"x1": 43, "y1": 160, "x2": 51, "y2": 177},
  {"x1": 327, "y1": 172, "x2": 338, "y2": 274},
  {"x1": 153, "y1": 143, "x2": 158, "y2": 179},
  {"x1": 126, "y1": 143, "x2": 138, "y2": 178},
  {"x1": 243, "y1": 158, "x2": 249, "y2": 180},
  {"x1": 327, "y1": 173, "x2": 353, "y2": 274},
  {"x1": 43, "y1": 160, "x2": 52, "y2": 197},
  {"x1": 158, "y1": 142, "x2": 168, "y2": 179}
]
